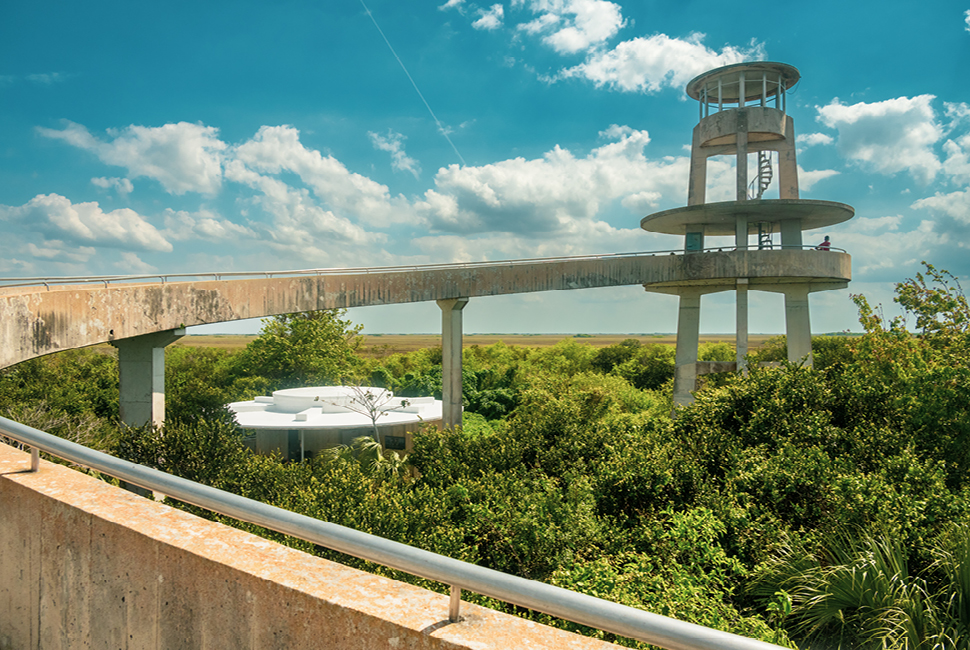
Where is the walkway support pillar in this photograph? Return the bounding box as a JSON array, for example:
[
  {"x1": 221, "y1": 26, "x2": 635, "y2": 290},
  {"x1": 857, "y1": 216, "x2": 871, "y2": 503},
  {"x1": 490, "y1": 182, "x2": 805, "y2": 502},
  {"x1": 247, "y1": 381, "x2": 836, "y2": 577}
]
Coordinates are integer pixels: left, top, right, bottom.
[
  {"x1": 437, "y1": 298, "x2": 468, "y2": 429},
  {"x1": 783, "y1": 286, "x2": 812, "y2": 365},
  {"x1": 110, "y1": 328, "x2": 185, "y2": 427},
  {"x1": 672, "y1": 289, "x2": 702, "y2": 408}
]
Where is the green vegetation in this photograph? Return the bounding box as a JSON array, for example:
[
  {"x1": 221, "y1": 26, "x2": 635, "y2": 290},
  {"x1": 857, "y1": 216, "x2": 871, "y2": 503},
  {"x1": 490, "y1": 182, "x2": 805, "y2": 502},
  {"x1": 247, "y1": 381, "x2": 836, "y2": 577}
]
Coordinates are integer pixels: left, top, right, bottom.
[{"x1": 3, "y1": 264, "x2": 970, "y2": 649}]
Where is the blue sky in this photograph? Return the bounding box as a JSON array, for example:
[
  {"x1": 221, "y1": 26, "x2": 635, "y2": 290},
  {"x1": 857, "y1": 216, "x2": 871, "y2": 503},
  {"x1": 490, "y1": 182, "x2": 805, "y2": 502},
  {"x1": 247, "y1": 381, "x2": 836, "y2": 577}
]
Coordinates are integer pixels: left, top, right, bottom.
[{"x1": 2, "y1": 0, "x2": 969, "y2": 335}]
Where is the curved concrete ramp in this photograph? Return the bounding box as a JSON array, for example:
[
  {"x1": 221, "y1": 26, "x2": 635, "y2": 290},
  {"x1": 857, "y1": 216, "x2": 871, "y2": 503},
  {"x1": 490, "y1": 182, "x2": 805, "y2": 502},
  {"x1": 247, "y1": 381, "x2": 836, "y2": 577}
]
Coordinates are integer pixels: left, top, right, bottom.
[{"x1": 0, "y1": 250, "x2": 849, "y2": 368}]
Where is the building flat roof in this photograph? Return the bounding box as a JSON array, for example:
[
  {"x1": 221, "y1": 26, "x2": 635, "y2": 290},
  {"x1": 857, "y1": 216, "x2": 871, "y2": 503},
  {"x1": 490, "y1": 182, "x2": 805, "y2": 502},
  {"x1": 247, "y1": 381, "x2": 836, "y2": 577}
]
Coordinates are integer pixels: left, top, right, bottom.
[{"x1": 228, "y1": 386, "x2": 442, "y2": 431}]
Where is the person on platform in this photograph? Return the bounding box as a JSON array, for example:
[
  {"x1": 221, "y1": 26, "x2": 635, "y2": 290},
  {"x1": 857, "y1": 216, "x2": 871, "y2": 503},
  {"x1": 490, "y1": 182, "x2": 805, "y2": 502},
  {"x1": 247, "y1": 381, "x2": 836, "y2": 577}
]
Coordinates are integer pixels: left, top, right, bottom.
[{"x1": 816, "y1": 235, "x2": 831, "y2": 251}]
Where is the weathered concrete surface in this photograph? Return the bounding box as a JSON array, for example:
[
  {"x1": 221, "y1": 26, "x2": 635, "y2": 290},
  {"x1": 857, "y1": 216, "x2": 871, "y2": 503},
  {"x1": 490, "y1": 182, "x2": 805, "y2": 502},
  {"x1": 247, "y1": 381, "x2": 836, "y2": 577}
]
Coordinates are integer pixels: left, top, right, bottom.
[
  {"x1": 0, "y1": 442, "x2": 620, "y2": 650},
  {"x1": 0, "y1": 250, "x2": 850, "y2": 368}
]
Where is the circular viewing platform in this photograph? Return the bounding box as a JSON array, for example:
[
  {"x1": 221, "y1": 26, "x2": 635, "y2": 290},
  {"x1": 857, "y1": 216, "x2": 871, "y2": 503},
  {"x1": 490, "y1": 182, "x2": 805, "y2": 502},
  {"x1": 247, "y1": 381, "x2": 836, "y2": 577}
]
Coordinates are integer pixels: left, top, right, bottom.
[
  {"x1": 686, "y1": 61, "x2": 800, "y2": 104},
  {"x1": 641, "y1": 199, "x2": 854, "y2": 236}
]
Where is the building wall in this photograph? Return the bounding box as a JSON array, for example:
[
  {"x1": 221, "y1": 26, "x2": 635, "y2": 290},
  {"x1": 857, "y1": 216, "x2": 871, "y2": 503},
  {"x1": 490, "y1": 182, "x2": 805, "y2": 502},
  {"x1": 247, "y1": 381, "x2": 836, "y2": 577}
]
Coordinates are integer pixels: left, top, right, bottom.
[
  {"x1": 243, "y1": 418, "x2": 440, "y2": 461},
  {"x1": 0, "y1": 443, "x2": 616, "y2": 650}
]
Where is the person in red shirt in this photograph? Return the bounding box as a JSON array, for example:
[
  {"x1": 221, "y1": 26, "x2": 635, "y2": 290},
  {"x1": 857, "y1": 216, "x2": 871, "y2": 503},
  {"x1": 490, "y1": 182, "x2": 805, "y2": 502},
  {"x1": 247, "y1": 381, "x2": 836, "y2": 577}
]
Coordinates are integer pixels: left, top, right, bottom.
[{"x1": 816, "y1": 235, "x2": 831, "y2": 251}]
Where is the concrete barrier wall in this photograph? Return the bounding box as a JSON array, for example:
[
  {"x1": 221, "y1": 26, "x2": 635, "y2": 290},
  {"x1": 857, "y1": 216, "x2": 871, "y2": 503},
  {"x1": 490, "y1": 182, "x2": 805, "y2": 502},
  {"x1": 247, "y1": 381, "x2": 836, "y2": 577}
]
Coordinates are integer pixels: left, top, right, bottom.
[{"x1": 0, "y1": 443, "x2": 617, "y2": 650}]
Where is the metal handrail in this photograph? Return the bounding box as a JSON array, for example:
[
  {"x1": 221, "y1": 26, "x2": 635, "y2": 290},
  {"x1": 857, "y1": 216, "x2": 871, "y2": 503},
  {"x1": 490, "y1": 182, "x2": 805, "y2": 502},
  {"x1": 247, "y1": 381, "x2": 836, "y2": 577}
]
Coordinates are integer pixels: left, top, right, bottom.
[
  {"x1": 0, "y1": 415, "x2": 787, "y2": 650},
  {"x1": 0, "y1": 246, "x2": 845, "y2": 290}
]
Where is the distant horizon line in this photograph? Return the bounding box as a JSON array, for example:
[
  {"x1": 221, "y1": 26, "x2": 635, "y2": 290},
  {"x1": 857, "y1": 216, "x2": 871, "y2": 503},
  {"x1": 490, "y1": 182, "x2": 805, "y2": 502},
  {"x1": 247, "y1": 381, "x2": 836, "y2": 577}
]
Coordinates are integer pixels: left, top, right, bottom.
[{"x1": 184, "y1": 332, "x2": 858, "y2": 337}]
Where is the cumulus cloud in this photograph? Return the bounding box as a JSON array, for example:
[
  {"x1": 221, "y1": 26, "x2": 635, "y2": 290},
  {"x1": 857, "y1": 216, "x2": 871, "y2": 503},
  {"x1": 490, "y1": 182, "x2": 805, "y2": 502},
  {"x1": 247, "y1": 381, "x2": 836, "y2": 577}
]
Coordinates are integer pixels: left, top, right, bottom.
[
  {"x1": 368, "y1": 130, "x2": 421, "y2": 177},
  {"x1": 116, "y1": 252, "x2": 158, "y2": 274},
  {"x1": 816, "y1": 95, "x2": 943, "y2": 184},
  {"x1": 439, "y1": 0, "x2": 464, "y2": 10},
  {"x1": 91, "y1": 176, "x2": 134, "y2": 195},
  {"x1": 797, "y1": 165, "x2": 840, "y2": 192},
  {"x1": 0, "y1": 194, "x2": 172, "y2": 252},
  {"x1": 941, "y1": 134, "x2": 970, "y2": 184},
  {"x1": 232, "y1": 125, "x2": 408, "y2": 227},
  {"x1": 796, "y1": 132, "x2": 834, "y2": 147},
  {"x1": 557, "y1": 33, "x2": 765, "y2": 93},
  {"x1": 162, "y1": 209, "x2": 256, "y2": 242},
  {"x1": 912, "y1": 189, "x2": 970, "y2": 223},
  {"x1": 225, "y1": 159, "x2": 384, "y2": 248},
  {"x1": 25, "y1": 241, "x2": 96, "y2": 264},
  {"x1": 836, "y1": 218, "x2": 947, "y2": 279},
  {"x1": 965, "y1": 9, "x2": 970, "y2": 31},
  {"x1": 946, "y1": 102, "x2": 970, "y2": 128},
  {"x1": 38, "y1": 121, "x2": 227, "y2": 195},
  {"x1": 415, "y1": 124, "x2": 688, "y2": 235},
  {"x1": 515, "y1": 0, "x2": 625, "y2": 54},
  {"x1": 472, "y1": 3, "x2": 504, "y2": 30}
]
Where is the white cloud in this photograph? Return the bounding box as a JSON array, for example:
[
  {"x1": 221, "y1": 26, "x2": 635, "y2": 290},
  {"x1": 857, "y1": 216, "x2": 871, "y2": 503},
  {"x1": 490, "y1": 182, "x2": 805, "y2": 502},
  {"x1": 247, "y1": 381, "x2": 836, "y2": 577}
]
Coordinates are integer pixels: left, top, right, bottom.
[
  {"x1": 415, "y1": 125, "x2": 689, "y2": 235},
  {"x1": 518, "y1": 12, "x2": 561, "y2": 34},
  {"x1": 162, "y1": 209, "x2": 256, "y2": 242},
  {"x1": 91, "y1": 176, "x2": 134, "y2": 195},
  {"x1": 472, "y1": 4, "x2": 504, "y2": 30},
  {"x1": 835, "y1": 218, "x2": 947, "y2": 279},
  {"x1": 912, "y1": 189, "x2": 970, "y2": 223},
  {"x1": 797, "y1": 165, "x2": 840, "y2": 192},
  {"x1": 557, "y1": 33, "x2": 765, "y2": 93},
  {"x1": 25, "y1": 241, "x2": 96, "y2": 264},
  {"x1": 941, "y1": 133, "x2": 970, "y2": 184},
  {"x1": 965, "y1": 9, "x2": 970, "y2": 32},
  {"x1": 0, "y1": 194, "x2": 172, "y2": 252},
  {"x1": 945, "y1": 102, "x2": 970, "y2": 129},
  {"x1": 368, "y1": 130, "x2": 421, "y2": 177},
  {"x1": 232, "y1": 125, "x2": 408, "y2": 227},
  {"x1": 796, "y1": 132, "x2": 834, "y2": 147},
  {"x1": 816, "y1": 95, "x2": 943, "y2": 184},
  {"x1": 845, "y1": 215, "x2": 902, "y2": 233},
  {"x1": 225, "y1": 159, "x2": 385, "y2": 250},
  {"x1": 515, "y1": 0, "x2": 625, "y2": 54},
  {"x1": 116, "y1": 252, "x2": 158, "y2": 274},
  {"x1": 38, "y1": 121, "x2": 227, "y2": 195},
  {"x1": 439, "y1": 0, "x2": 464, "y2": 10},
  {"x1": 25, "y1": 72, "x2": 68, "y2": 85}
]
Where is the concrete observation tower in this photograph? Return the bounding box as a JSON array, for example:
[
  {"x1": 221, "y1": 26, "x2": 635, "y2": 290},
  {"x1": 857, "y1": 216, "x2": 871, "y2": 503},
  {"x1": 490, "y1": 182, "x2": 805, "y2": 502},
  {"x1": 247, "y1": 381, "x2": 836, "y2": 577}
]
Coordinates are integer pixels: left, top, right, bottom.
[{"x1": 641, "y1": 61, "x2": 854, "y2": 407}]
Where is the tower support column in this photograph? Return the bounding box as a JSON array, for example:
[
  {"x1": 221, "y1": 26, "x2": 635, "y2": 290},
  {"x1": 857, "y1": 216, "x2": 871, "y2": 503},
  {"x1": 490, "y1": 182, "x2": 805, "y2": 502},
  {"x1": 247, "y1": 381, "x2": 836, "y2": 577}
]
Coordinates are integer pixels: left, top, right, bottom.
[
  {"x1": 110, "y1": 328, "x2": 185, "y2": 427},
  {"x1": 736, "y1": 109, "x2": 749, "y2": 201},
  {"x1": 437, "y1": 298, "x2": 468, "y2": 429},
  {"x1": 687, "y1": 126, "x2": 707, "y2": 206},
  {"x1": 784, "y1": 285, "x2": 813, "y2": 365},
  {"x1": 736, "y1": 279, "x2": 749, "y2": 372},
  {"x1": 777, "y1": 115, "x2": 800, "y2": 200}
]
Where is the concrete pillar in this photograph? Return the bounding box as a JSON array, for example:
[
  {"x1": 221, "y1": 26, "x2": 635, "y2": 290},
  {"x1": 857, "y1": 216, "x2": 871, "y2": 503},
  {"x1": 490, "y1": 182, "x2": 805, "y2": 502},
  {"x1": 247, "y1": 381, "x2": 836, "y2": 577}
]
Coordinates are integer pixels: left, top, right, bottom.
[
  {"x1": 784, "y1": 286, "x2": 813, "y2": 365},
  {"x1": 777, "y1": 115, "x2": 799, "y2": 199},
  {"x1": 111, "y1": 329, "x2": 185, "y2": 427},
  {"x1": 672, "y1": 289, "x2": 702, "y2": 408},
  {"x1": 687, "y1": 126, "x2": 707, "y2": 206},
  {"x1": 779, "y1": 219, "x2": 803, "y2": 249},
  {"x1": 736, "y1": 109, "x2": 749, "y2": 202},
  {"x1": 736, "y1": 279, "x2": 748, "y2": 372},
  {"x1": 437, "y1": 298, "x2": 468, "y2": 429},
  {"x1": 735, "y1": 214, "x2": 748, "y2": 250}
]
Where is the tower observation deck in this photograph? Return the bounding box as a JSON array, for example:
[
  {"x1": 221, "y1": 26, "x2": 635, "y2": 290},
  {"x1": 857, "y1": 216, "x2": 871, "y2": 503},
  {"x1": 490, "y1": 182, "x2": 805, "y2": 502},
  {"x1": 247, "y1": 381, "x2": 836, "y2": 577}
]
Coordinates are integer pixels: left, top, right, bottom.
[{"x1": 641, "y1": 61, "x2": 854, "y2": 407}]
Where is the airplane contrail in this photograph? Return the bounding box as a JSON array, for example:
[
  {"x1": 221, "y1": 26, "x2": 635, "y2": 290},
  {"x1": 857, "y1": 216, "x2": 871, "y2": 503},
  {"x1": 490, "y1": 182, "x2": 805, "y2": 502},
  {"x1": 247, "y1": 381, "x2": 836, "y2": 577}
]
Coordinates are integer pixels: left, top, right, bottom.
[{"x1": 358, "y1": 0, "x2": 467, "y2": 167}]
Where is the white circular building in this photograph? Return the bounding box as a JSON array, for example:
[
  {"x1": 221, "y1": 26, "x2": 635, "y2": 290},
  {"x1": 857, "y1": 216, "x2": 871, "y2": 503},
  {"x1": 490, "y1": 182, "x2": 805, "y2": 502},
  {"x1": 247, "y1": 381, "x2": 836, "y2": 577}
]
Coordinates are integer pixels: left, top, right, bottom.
[{"x1": 228, "y1": 386, "x2": 443, "y2": 462}]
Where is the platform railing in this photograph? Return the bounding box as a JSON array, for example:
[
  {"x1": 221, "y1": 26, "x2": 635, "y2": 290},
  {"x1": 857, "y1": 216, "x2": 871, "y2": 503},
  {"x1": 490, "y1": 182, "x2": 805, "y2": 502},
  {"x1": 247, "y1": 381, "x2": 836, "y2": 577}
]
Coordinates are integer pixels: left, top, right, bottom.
[
  {"x1": 0, "y1": 246, "x2": 845, "y2": 290},
  {"x1": 0, "y1": 415, "x2": 787, "y2": 650}
]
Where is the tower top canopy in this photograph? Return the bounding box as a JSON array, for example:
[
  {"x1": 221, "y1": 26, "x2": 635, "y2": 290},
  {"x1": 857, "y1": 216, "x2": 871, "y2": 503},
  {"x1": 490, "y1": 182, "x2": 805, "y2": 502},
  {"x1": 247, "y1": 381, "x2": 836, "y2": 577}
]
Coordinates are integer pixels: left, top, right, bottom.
[{"x1": 686, "y1": 61, "x2": 800, "y2": 103}]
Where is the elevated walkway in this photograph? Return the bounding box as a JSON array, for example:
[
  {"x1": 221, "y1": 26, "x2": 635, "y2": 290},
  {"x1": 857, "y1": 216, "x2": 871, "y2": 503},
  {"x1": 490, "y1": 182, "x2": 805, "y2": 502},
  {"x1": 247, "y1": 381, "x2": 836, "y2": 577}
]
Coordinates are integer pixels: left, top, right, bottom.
[{"x1": 0, "y1": 248, "x2": 848, "y2": 369}]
